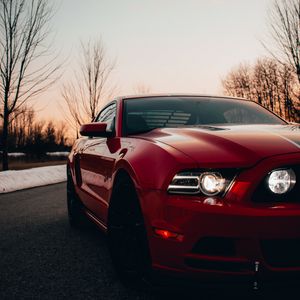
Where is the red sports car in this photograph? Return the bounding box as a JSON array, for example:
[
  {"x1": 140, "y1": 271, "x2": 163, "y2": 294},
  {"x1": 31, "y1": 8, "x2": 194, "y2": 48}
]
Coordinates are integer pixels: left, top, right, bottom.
[{"x1": 67, "y1": 95, "x2": 300, "y2": 289}]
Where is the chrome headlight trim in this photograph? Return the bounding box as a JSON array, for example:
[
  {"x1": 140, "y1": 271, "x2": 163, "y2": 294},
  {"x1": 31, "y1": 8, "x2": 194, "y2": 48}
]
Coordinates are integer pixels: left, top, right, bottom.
[{"x1": 167, "y1": 175, "x2": 200, "y2": 194}]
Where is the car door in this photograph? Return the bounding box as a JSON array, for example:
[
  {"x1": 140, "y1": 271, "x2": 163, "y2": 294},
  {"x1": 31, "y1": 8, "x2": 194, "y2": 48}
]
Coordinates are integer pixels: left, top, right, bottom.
[{"x1": 79, "y1": 102, "x2": 117, "y2": 223}]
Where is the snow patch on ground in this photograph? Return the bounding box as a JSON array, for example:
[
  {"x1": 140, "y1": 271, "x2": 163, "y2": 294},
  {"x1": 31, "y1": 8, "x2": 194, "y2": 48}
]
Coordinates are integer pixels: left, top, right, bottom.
[
  {"x1": 6, "y1": 151, "x2": 69, "y2": 157},
  {"x1": 8, "y1": 152, "x2": 26, "y2": 157},
  {"x1": 46, "y1": 151, "x2": 69, "y2": 156},
  {"x1": 0, "y1": 165, "x2": 67, "y2": 194}
]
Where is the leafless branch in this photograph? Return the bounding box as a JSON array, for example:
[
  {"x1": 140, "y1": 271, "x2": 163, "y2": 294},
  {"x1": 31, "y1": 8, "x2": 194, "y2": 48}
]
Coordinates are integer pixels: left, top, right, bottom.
[
  {"x1": 262, "y1": 0, "x2": 300, "y2": 84},
  {"x1": 61, "y1": 38, "x2": 116, "y2": 137}
]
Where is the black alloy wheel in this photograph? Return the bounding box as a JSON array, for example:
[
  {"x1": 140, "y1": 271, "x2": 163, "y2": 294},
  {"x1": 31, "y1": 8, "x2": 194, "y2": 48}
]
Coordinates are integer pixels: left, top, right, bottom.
[
  {"x1": 107, "y1": 175, "x2": 152, "y2": 288},
  {"x1": 67, "y1": 167, "x2": 87, "y2": 228}
]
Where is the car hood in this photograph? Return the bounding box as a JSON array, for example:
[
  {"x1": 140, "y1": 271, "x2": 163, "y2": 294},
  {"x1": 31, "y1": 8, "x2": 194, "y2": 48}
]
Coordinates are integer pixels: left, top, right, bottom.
[{"x1": 138, "y1": 124, "x2": 300, "y2": 168}]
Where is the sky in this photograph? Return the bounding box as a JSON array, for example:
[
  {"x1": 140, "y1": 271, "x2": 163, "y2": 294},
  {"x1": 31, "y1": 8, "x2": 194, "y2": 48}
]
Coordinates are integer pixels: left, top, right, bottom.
[{"x1": 38, "y1": 0, "x2": 274, "y2": 121}]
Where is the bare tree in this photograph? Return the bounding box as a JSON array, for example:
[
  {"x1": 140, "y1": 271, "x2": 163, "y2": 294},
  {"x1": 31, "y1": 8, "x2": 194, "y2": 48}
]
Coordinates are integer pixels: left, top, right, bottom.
[
  {"x1": 55, "y1": 121, "x2": 69, "y2": 147},
  {"x1": 264, "y1": 0, "x2": 300, "y2": 84},
  {"x1": 0, "y1": 0, "x2": 59, "y2": 170},
  {"x1": 61, "y1": 39, "x2": 116, "y2": 137},
  {"x1": 223, "y1": 58, "x2": 300, "y2": 122},
  {"x1": 9, "y1": 105, "x2": 34, "y2": 150},
  {"x1": 222, "y1": 63, "x2": 253, "y2": 99},
  {"x1": 252, "y1": 59, "x2": 281, "y2": 112},
  {"x1": 279, "y1": 63, "x2": 300, "y2": 120}
]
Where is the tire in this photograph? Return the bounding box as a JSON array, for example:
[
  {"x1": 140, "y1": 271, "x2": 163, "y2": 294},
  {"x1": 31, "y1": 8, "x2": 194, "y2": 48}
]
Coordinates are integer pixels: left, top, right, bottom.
[
  {"x1": 107, "y1": 175, "x2": 152, "y2": 289},
  {"x1": 67, "y1": 167, "x2": 87, "y2": 228}
]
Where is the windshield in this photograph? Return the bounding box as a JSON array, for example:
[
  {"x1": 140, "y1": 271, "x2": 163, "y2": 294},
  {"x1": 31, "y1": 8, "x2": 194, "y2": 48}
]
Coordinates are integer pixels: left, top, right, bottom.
[{"x1": 123, "y1": 96, "x2": 286, "y2": 135}]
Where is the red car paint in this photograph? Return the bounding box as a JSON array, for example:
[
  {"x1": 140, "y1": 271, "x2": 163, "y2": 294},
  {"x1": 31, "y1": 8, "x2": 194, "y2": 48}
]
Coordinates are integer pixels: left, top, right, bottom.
[{"x1": 68, "y1": 95, "x2": 300, "y2": 287}]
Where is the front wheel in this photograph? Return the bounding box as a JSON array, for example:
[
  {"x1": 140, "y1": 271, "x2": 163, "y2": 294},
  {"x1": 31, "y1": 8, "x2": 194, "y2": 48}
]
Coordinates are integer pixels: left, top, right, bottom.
[
  {"x1": 67, "y1": 167, "x2": 87, "y2": 228},
  {"x1": 107, "y1": 175, "x2": 152, "y2": 288}
]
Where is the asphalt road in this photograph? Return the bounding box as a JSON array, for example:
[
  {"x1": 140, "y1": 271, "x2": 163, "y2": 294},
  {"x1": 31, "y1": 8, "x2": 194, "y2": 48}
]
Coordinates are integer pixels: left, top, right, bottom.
[{"x1": 0, "y1": 183, "x2": 297, "y2": 299}]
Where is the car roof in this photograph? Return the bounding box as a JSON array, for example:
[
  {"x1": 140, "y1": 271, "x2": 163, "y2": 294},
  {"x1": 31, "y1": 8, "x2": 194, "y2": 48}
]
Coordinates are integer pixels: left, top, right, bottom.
[{"x1": 114, "y1": 94, "x2": 249, "y2": 102}]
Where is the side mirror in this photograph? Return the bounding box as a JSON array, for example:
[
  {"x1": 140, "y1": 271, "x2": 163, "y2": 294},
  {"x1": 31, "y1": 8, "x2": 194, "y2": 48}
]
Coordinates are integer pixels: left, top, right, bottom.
[{"x1": 80, "y1": 122, "x2": 114, "y2": 137}]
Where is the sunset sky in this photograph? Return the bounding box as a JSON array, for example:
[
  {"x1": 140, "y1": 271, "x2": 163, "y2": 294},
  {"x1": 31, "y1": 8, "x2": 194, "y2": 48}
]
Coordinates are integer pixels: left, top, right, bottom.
[{"x1": 40, "y1": 0, "x2": 274, "y2": 121}]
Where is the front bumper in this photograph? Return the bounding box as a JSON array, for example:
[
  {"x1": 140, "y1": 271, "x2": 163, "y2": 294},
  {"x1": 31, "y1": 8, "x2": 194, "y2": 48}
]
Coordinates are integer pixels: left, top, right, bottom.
[
  {"x1": 142, "y1": 191, "x2": 300, "y2": 285},
  {"x1": 139, "y1": 153, "x2": 300, "y2": 287}
]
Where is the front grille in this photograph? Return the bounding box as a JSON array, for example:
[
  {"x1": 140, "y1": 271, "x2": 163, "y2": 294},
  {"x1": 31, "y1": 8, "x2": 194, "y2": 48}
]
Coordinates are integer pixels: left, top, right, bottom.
[
  {"x1": 185, "y1": 258, "x2": 252, "y2": 272},
  {"x1": 186, "y1": 237, "x2": 248, "y2": 272},
  {"x1": 192, "y1": 237, "x2": 236, "y2": 257},
  {"x1": 252, "y1": 165, "x2": 300, "y2": 203},
  {"x1": 261, "y1": 239, "x2": 300, "y2": 268}
]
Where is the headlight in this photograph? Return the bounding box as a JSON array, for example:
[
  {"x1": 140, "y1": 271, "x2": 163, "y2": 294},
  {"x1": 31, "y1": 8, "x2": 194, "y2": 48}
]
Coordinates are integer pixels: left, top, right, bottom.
[
  {"x1": 199, "y1": 172, "x2": 225, "y2": 196},
  {"x1": 168, "y1": 170, "x2": 233, "y2": 196},
  {"x1": 267, "y1": 168, "x2": 296, "y2": 194}
]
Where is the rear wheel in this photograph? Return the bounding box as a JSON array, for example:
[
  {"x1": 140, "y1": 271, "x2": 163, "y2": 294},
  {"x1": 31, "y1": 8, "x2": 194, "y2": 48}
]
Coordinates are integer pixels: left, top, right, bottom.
[
  {"x1": 67, "y1": 167, "x2": 87, "y2": 228},
  {"x1": 107, "y1": 174, "x2": 152, "y2": 288}
]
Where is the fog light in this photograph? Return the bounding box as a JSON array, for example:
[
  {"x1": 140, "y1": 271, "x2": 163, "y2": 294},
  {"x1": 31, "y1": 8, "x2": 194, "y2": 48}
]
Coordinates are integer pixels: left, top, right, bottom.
[
  {"x1": 268, "y1": 169, "x2": 296, "y2": 194},
  {"x1": 199, "y1": 172, "x2": 225, "y2": 196},
  {"x1": 153, "y1": 228, "x2": 183, "y2": 241},
  {"x1": 203, "y1": 198, "x2": 224, "y2": 206}
]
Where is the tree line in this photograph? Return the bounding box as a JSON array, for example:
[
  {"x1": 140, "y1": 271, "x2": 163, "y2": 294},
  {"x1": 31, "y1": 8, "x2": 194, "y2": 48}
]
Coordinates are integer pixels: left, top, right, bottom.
[
  {"x1": 222, "y1": 58, "x2": 300, "y2": 122},
  {"x1": 0, "y1": 106, "x2": 70, "y2": 157}
]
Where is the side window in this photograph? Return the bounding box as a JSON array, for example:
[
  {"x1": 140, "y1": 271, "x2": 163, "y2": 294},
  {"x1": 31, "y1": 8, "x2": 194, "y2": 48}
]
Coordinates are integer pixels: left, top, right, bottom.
[{"x1": 95, "y1": 103, "x2": 116, "y2": 131}]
